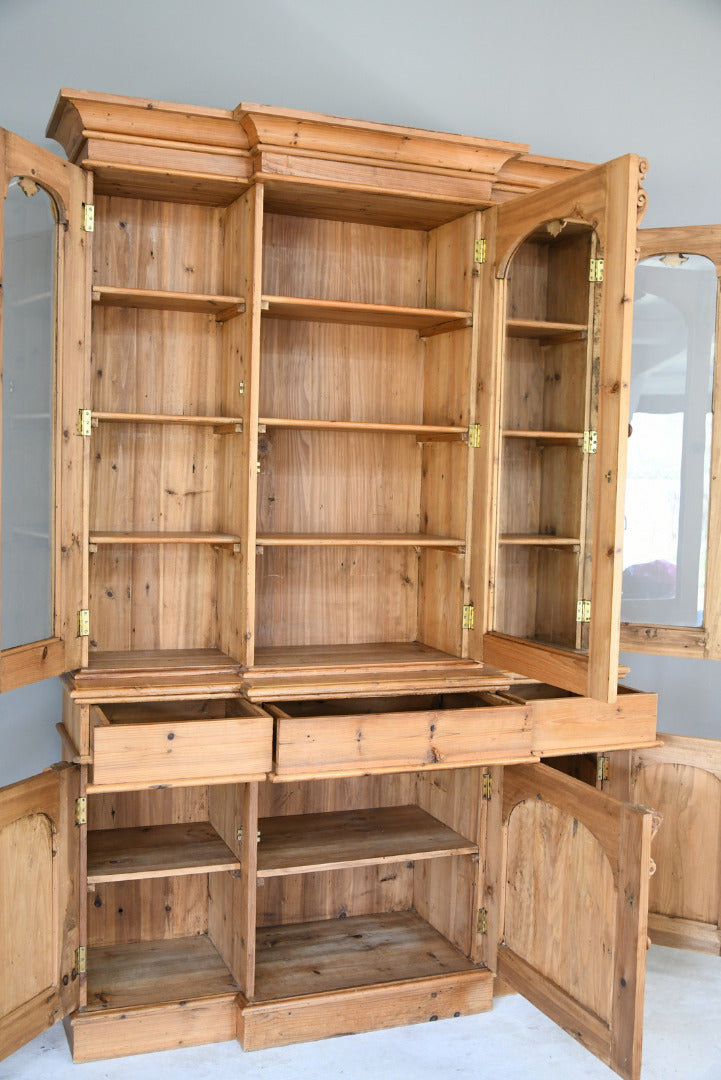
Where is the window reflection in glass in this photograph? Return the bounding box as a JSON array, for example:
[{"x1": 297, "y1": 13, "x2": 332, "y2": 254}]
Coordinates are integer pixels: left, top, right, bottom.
[
  {"x1": 622, "y1": 253, "x2": 717, "y2": 626},
  {"x1": 1, "y1": 178, "x2": 56, "y2": 649}
]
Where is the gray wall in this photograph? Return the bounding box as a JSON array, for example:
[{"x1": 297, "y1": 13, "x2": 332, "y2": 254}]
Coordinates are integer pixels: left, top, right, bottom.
[{"x1": 0, "y1": 0, "x2": 719, "y2": 784}]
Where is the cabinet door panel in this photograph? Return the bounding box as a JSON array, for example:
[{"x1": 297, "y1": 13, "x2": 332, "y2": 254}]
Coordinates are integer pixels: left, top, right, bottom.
[
  {"x1": 0, "y1": 764, "x2": 80, "y2": 1062},
  {"x1": 632, "y1": 734, "x2": 721, "y2": 953},
  {"x1": 491, "y1": 762, "x2": 652, "y2": 1080},
  {"x1": 0, "y1": 129, "x2": 88, "y2": 690},
  {"x1": 474, "y1": 156, "x2": 646, "y2": 702}
]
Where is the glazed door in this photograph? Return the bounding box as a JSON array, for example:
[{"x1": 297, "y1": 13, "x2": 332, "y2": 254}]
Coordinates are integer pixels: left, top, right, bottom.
[
  {"x1": 473, "y1": 155, "x2": 645, "y2": 702},
  {"x1": 631, "y1": 734, "x2": 721, "y2": 954},
  {"x1": 484, "y1": 763, "x2": 653, "y2": 1080},
  {"x1": 0, "y1": 129, "x2": 88, "y2": 690},
  {"x1": 621, "y1": 226, "x2": 721, "y2": 659},
  {"x1": 0, "y1": 764, "x2": 81, "y2": 1062}
]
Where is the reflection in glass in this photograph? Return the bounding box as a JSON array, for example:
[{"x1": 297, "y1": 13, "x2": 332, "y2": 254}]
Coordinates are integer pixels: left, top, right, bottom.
[
  {"x1": 1, "y1": 178, "x2": 56, "y2": 649},
  {"x1": 622, "y1": 253, "x2": 717, "y2": 626}
]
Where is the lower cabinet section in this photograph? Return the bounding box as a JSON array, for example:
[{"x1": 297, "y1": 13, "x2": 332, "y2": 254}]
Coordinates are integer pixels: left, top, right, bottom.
[{"x1": 37, "y1": 762, "x2": 653, "y2": 1080}]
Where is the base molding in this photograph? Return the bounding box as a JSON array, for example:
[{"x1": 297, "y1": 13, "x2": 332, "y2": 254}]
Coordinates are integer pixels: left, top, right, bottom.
[
  {"x1": 238, "y1": 968, "x2": 493, "y2": 1051},
  {"x1": 648, "y1": 912, "x2": 721, "y2": 955}
]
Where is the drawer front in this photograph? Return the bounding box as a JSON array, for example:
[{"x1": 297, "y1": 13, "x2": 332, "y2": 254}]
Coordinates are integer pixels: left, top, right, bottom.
[
  {"x1": 92, "y1": 715, "x2": 273, "y2": 786},
  {"x1": 274, "y1": 705, "x2": 534, "y2": 778}
]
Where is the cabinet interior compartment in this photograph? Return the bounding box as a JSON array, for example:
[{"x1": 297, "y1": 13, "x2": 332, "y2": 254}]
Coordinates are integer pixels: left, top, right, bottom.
[
  {"x1": 87, "y1": 191, "x2": 257, "y2": 672},
  {"x1": 253, "y1": 210, "x2": 478, "y2": 667},
  {"x1": 83, "y1": 783, "x2": 250, "y2": 1011},
  {"x1": 252, "y1": 769, "x2": 484, "y2": 1002},
  {"x1": 493, "y1": 222, "x2": 598, "y2": 652}
]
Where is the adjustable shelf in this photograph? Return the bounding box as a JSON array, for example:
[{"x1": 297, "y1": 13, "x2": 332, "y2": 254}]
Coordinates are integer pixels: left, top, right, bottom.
[
  {"x1": 255, "y1": 532, "x2": 465, "y2": 551},
  {"x1": 506, "y1": 318, "x2": 587, "y2": 342},
  {"x1": 89, "y1": 531, "x2": 242, "y2": 547},
  {"x1": 499, "y1": 535, "x2": 580, "y2": 547},
  {"x1": 87, "y1": 822, "x2": 240, "y2": 883},
  {"x1": 92, "y1": 285, "x2": 245, "y2": 321},
  {"x1": 92, "y1": 411, "x2": 244, "y2": 433},
  {"x1": 258, "y1": 417, "x2": 465, "y2": 440},
  {"x1": 257, "y1": 806, "x2": 477, "y2": 878},
  {"x1": 260, "y1": 294, "x2": 472, "y2": 333}
]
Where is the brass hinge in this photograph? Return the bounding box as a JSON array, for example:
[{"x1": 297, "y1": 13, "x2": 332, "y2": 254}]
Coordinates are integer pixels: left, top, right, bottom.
[
  {"x1": 462, "y1": 604, "x2": 475, "y2": 630},
  {"x1": 75, "y1": 946, "x2": 86, "y2": 974},
  {"x1": 77, "y1": 408, "x2": 93, "y2": 436},
  {"x1": 75, "y1": 797, "x2": 87, "y2": 826},
  {"x1": 576, "y1": 599, "x2": 591, "y2": 623},
  {"x1": 77, "y1": 609, "x2": 90, "y2": 637},
  {"x1": 597, "y1": 754, "x2": 610, "y2": 783},
  {"x1": 482, "y1": 773, "x2": 493, "y2": 800},
  {"x1": 474, "y1": 238, "x2": 487, "y2": 264},
  {"x1": 589, "y1": 257, "x2": 604, "y2": 282},
  {"x1": 467, "y1": 423, "x2": 481, "y2": 448},
  {"x1": 238, "y1": 380, "x2": 245, "y2": 395},
  {"x1": 477, "y1": 908, "x2": 488, "y2": 934},
  {"x1": 582, "y1": 430, "x2": 598, "y2": 454},
  {"x1": 81, "y1": 204, "x2": 95, "y2": 232}
]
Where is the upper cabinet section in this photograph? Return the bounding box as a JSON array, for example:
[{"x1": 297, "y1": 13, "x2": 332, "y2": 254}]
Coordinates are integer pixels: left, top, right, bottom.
[
  {"x1": 621, "y1": 226, "x2": 721, "y2": 659},
  {"x1": 0, "y1": 130, "x2": 87, "y2": 691},
  {"x1": 476, "y1": 156, "x2": 647, "y2": 701},
  {"x1": 32, "y1": 91, "x2": 648, "y2": 701}
]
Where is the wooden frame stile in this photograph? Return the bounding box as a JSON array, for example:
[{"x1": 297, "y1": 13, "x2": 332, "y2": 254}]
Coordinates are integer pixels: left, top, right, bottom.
[
  {"x1": 0, "y1": 763, "x2": 82, "y2": 1060},
  {"x1": 479, "y1": 155, "x2": 647, "y2": 702},
  {"x1": 0, "y1": 129, "x2": 88, "y2": 690},
  {"x1": 485, "y1": 763, "x2": 653, "y2": 1080},
  {"x1": 621, "y1": 226, "x2": 721, "y2": 659}
]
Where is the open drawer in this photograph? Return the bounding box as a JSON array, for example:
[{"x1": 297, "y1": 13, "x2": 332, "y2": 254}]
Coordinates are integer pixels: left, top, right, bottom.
[
  {"x1": 268, "y1": 692, "x2": 536, "y2": 779},
  {"x1": 88, "y1": 698, "x2": 273, "y2": 789}
]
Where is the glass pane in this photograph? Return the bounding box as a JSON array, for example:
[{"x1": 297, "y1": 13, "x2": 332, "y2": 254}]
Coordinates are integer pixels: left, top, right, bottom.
[
  {"x1": 1, "y1": 178, "x2": 56, "y2": 649},
  {"x1": 622, "y1": 253, "x2": 717, "y2": 626}
]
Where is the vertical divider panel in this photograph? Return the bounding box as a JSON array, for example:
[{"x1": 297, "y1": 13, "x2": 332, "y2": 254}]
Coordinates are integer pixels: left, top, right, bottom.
[
  {"x1": 217, "y1": 183, "x2": 264, "y2": 667},
  {"x1": 208, "y1": 781, "x2": 258, "y2": 997}
]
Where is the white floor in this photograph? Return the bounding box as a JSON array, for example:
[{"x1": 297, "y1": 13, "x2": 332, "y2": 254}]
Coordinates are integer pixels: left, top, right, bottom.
[{"x1": 2, "y1": 946, "x2": 719, "y2": 1080}]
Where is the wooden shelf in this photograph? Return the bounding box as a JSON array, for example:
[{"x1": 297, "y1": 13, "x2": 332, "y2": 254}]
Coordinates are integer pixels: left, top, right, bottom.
[
  {"x1": 87, "y1": 822, "x2": 240, "y2": 883},
  {"x1": 92, "y1": 285, "x2": 245, "y2": 321},
  {"x1": 89, "y1": 531, "x2": 242, "y2": 547},
  {"x1": 254, "y1": 910, "x2": 477, "y2": 1001},
  {"x1": 506, "y1": 318, "x2": 587, "y2": 342},
  {"x1": 93, "y1": 411, "x2": 244, "y2": 432},
  {"x1": 257, "y1": 806, "x2": 476, "y2": 878},
  {"x1": 256, "y1": 533, "x2": 464, "y2": 550},
  {"x1": 259, "y1": 417, "x2": 464, "y2": 440},
  {"x1": 499, "y1": 534, "x2": 580, "y2": 547},
  {"x1": 86, "y1": 936, "x2": 239, "y2": 1011},
  {"x1": 503, "y1": 429, "x2": 584, "y2": 445},
  {"x1": 261, "y1": 294, "x2": 472, "y2": 333}
]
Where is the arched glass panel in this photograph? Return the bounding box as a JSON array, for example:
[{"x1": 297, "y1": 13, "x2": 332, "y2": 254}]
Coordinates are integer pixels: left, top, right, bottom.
[
  {"x1": 622, "y1": 253, "x2": 717, "y2": 626},
  {"x1": 1, "y1": 178, "x2": 56, "y2": 649}
]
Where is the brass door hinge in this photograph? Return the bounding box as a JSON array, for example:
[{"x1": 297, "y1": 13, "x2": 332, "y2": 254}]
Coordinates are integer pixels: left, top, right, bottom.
[
  {"x1": 467, "y1": 423, "x2": 481, "y2": 448},
  {"x1": 77, "y1": 409, "x2": 93, "y2": 436},
  {"x1": 237, "y1": 827, "x2": 261, "y2": 843},
  {"x1": 75, "y1": 946, "x2": 86, "y2": 974},
  {"x1": 477, "y1": 908, "x2": 488, "y2": 934},
  {"x1": 582, "y1": 430, "x2": 598, "y2": 454},
  {"x1": 589, "y1": 257, "x2": 604, "y2": 282},
  {"x1": 482, "y1": 773, "x2": 493, "y2": 800},
  {"x1": 238, "y1": 380, "x2": 245, "y2": 395},
  {"x1": 597, "y1": 754, "x2": 610, "y2": 783},
  {"x1": 462, "y1": 604, "x2": 475, "y2": 630},
  {"x1": 474, "y1": 238, "x2": 487, "y2": 264},
  {"x1": 81, "y1": 204, "x2": 95, "y2": 232},
  {"x1": 576, "y1": 599, "x2": 591, "y2": 623},
  {"x1": 77, "y1": 609, "x2": 90, "y2": 638},
  {"x1": 75, "y1": 797, "x2": 87, "y2": 826}
]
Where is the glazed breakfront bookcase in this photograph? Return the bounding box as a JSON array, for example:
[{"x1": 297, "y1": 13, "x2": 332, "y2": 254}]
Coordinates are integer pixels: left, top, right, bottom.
[{"x1": 0, "y1": 88, "x2": 676, "y2": 1080}]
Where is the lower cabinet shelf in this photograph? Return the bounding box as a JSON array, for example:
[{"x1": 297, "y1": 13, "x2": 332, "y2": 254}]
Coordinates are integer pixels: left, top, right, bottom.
[{"x1": 87, "y1": 822, "x2": 241, "y2": 883}]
